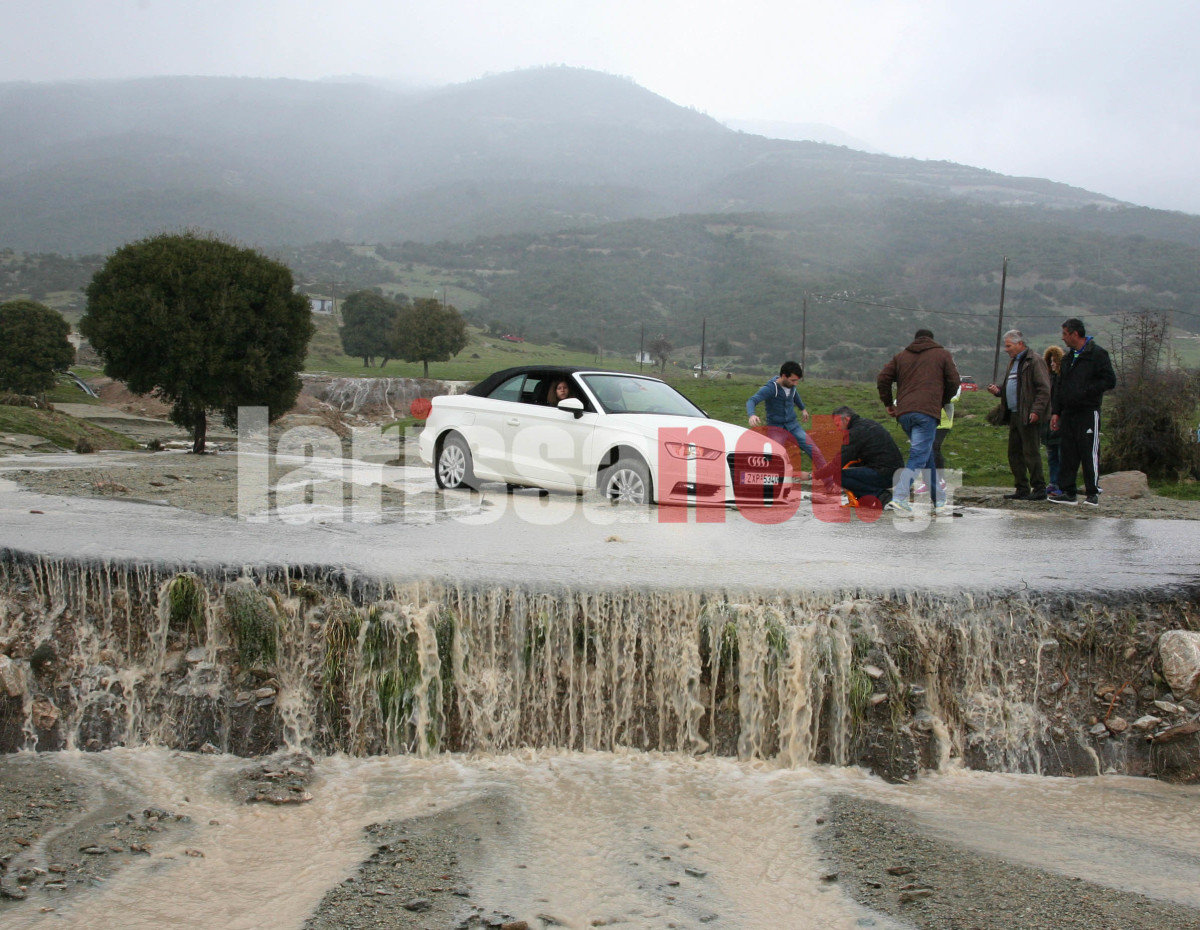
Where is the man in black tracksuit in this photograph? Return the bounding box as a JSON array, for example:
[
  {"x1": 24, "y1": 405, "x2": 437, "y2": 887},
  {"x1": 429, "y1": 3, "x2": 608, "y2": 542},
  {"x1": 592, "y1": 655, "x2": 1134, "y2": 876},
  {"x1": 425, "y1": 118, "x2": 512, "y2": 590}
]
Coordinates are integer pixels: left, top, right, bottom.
[
  {"x1": 816, "y1": 406, "x2": 905, "y2": 507},
  {"x1": 1049, "y1": 318, "x2": 1117, "y2": 506}
]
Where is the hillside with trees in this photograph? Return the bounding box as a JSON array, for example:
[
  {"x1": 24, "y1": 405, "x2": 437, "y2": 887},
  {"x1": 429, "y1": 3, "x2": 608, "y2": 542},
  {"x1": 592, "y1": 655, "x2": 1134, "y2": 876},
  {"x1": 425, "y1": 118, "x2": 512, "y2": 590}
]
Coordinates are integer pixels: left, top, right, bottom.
[{"x1": 278, "y1": 202, "x2": 1200, "y2": 381}]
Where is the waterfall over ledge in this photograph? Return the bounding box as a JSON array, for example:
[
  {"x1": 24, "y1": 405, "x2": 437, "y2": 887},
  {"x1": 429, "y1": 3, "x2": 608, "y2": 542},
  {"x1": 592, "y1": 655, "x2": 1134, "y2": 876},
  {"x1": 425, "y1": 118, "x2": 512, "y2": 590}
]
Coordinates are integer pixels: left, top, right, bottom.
[{"x1": 2, "y1": 549, "x2": 1196, "y2": 782}]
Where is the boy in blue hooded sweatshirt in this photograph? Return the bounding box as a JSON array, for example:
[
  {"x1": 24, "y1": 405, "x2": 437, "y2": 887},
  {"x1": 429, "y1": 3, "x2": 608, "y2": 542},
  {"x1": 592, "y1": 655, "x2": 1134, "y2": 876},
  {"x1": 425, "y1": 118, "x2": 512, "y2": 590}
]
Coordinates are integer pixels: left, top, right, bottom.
[{"x1": 746, "y1": 361, "x2": 828, "y2": 471}]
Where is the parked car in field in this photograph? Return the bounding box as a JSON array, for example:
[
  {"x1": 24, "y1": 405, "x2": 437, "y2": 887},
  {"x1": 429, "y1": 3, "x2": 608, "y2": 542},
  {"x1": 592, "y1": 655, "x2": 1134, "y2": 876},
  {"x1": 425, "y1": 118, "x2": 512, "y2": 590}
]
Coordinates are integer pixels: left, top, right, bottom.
[
  {"x1": 959, "y1": 376, "x2": 978, "y2": 391},
  {"x1": 418, "y1": 366, "x2": 792, "y2": 506}
]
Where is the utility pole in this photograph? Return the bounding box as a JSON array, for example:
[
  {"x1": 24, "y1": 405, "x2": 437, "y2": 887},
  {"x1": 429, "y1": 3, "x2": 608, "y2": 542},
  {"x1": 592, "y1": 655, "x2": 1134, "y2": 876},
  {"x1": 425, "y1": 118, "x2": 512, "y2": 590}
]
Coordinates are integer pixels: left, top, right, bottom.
[
  {"x1": 639, "y1": 324, "x2": 645, "y2": 372},
  {"x1": 699, "y1": 317, "x2": 707, "y2": 377},
  {"x1": 991, "y1": 258, "x2": 1008, "y2": 384},
  {"x1": 801, "y1": 295, "x2": 808, "y2": 371}
]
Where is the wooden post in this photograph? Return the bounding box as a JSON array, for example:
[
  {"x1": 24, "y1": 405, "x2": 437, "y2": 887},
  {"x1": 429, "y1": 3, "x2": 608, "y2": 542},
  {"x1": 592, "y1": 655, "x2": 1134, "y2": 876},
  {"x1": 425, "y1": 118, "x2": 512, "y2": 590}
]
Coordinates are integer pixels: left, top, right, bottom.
[
  {"x1": 801, "y1": 294, "x2": 808, "y2": 371},
  {"x1": 991, "y1": 258, "x2": 1008, "y2": 383}
]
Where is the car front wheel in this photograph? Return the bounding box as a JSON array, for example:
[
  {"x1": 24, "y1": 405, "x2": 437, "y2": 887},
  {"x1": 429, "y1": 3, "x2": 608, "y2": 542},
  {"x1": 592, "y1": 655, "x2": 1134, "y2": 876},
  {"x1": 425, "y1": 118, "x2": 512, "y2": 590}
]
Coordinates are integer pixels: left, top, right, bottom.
[
  {"x1": 600, "y1": 456, "x2": 652, "y2": 505},
  {"x1": 436, "y1": 433, "x2": 476, "y2": 491}
]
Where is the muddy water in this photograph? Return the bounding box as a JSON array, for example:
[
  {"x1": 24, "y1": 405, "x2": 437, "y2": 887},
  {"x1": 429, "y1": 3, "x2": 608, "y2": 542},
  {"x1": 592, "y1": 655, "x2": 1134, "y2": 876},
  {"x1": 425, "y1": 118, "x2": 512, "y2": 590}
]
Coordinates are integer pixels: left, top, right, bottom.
[{"x1": 6, "y1": 750, "x2": 1199, "y2": 930}]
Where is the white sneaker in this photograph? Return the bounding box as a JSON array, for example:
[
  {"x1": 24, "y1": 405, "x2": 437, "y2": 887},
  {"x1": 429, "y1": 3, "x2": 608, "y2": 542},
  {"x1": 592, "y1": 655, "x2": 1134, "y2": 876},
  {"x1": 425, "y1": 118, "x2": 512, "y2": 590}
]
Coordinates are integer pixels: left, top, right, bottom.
[{"x1": 884, "y1": 500, "x2": 914, "y2": 515}]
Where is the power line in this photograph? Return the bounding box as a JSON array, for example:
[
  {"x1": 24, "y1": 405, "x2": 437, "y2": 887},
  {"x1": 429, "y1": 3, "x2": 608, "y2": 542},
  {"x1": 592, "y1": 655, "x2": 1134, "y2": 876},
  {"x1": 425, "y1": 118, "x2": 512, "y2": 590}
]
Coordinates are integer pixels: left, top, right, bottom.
[{"x1": 812, "y1": 294, "x2": 993, "y2": 319}]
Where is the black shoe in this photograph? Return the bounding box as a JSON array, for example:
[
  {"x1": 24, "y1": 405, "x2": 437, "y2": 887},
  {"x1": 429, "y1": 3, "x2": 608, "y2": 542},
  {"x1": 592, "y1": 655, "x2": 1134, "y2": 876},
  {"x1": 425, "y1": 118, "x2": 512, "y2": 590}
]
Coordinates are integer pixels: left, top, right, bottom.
[
  {"x1": 1083, "y1": 494, "x2": 1099, "y2": 506},
  {"x1": 1023, "y1": 489, "x2": 1047, "y2": 501},
  {"x1": 1003, "y1": 491, "x2": 1027, "y2": 500},
  {"x1": 1048, "y1": 490, "x2": 1078, "y2": 505}
]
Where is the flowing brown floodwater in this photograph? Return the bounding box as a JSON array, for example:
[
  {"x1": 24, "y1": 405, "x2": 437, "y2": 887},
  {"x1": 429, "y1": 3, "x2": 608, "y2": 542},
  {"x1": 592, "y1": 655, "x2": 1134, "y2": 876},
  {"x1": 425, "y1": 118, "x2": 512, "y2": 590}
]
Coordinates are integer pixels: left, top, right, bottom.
[{"x1": 5, "y1": 749, "x2": 1198, "y2": 929}]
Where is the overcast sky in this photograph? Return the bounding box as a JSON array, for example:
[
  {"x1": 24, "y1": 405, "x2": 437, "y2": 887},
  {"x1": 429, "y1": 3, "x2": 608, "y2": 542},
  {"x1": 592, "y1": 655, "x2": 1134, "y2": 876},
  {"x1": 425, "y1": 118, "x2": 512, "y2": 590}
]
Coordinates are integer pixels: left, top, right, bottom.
[{"x1": 4, "y1": 0, "x2": 1198, "y2": 214}]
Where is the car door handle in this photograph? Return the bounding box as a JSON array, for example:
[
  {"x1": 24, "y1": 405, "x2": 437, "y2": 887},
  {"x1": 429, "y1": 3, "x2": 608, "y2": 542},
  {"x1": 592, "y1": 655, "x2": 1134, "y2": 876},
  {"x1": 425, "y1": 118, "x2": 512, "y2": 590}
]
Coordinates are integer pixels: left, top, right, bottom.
[{"x1": 506, "y1": 417, "x2": 521, "y2": 426}]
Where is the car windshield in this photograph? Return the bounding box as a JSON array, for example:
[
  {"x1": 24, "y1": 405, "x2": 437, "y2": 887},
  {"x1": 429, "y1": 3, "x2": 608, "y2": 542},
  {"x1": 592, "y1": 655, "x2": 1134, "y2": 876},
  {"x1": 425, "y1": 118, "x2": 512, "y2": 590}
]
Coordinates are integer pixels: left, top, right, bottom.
[{"x1": 581, "y1": 374, "x2": 706, "y2": 417}]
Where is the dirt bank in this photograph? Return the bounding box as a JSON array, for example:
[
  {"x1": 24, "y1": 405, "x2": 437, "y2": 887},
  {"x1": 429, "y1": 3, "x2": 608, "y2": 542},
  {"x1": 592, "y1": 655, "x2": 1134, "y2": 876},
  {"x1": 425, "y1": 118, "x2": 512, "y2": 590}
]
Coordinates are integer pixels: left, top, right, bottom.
[
  {"x1": 0, "y1": 447, "x2": 416, "y2": 519},
  {"x1": 816, "y1": 794, "x2": 1200, "y2": 930}
]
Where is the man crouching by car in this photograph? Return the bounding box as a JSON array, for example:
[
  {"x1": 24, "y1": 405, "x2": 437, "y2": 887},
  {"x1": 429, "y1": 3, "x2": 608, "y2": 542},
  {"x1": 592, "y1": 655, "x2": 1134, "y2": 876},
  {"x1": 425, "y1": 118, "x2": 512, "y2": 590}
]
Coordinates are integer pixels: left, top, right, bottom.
[{"x1": 814, "y1": 406, "x2": 905, "y2": 509}]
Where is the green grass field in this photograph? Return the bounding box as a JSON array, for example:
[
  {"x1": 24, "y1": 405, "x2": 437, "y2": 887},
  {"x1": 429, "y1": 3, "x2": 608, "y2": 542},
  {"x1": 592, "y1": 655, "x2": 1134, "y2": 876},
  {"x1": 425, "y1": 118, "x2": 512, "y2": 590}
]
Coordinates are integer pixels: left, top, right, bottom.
[
  {"x1": 0, "y1": 404, "x2": 139, "y2": 451},
  {"x1": 306, "y1": 316, "x2": 624, "y2": 381}
]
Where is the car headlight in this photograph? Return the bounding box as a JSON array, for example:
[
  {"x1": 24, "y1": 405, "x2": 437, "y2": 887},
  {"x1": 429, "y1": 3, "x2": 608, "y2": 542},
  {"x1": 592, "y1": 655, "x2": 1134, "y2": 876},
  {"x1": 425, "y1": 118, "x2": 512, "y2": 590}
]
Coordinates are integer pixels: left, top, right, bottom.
[{"x1": 663, "y1": 441, "x2": 723, "y2": 461}]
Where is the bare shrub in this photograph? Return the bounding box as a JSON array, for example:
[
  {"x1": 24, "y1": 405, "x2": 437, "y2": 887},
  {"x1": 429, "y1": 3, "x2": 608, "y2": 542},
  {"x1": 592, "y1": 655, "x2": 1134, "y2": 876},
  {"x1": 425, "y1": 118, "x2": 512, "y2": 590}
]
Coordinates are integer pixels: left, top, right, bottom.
[{"x1": 1103, "y1": 310, "x2": 1200, "y2": 479}]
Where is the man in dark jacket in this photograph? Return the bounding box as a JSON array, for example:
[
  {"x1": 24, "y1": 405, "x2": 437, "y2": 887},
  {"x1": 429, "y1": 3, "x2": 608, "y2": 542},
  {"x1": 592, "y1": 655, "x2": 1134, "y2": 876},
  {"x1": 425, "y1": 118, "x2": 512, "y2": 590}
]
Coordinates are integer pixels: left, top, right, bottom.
[
  {"x1": 877, "y1": 329, "x2": 960, "y2": 512},
  {"x1": 1049, "y1": 318, "x2": 1117, "y2": 506},
  {"x1": 817, "y1": 406, "x2": 904, "y2": 507},
  {"x1": 988, "y1": 329, "x2": 1051, "y2": 500}
]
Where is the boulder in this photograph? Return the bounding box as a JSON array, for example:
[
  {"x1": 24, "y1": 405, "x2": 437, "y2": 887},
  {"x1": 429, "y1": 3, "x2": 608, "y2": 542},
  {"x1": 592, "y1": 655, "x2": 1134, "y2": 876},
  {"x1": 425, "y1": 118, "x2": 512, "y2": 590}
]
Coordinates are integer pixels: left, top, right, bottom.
[
  {"x1": 1159, "y1": 630, "x2": 1200, "y2": 699},
  {"x1": 0, "y1": 654, "x2": 26, "y2": 697},
  {"x1": 31, "y1": 697, "x2": 60, "y2": 730},
  {"x1": 1099, "y1": 470, "x2": 1150, "y2": 499}
]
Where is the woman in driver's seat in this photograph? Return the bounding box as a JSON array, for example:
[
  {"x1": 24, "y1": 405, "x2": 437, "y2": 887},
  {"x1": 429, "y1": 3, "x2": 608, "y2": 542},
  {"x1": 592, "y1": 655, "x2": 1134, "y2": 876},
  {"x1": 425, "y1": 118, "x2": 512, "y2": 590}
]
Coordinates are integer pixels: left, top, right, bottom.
[{"x1": 546, "y1": 379, "x2": 573, "y2": 405}]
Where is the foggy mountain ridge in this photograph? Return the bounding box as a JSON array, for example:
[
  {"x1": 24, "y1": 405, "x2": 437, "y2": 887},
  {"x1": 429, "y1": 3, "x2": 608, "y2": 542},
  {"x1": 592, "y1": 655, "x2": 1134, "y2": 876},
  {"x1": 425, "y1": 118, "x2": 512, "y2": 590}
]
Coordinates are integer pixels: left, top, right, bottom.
[
  {"x1": 4, "y1": 66, "x2": 1190, "y2": 255},
  {"x1": 721, "y1": 118, "x2": 882, "y2": 153}
]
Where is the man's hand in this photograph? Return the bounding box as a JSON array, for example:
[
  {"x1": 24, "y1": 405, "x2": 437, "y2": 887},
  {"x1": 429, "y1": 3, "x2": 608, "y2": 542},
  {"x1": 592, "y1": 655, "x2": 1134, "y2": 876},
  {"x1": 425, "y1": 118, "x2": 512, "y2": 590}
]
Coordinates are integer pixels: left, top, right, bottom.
[
  {"x1": 748, "y1": 414, "x2": 761, "y2": 427},
  {"x1": 1028, "y1": 412, "x2": 1039, "y2": 424},
  {"x1": 987, "y1": 383, "x2": 1000, "y2": 396},
  {"x1": 886, "y1": 405, "x2": 897, "y2": 418},
  {"x1": 799, "y1": 409, "x2": 810, "y2": 423},
  {"x1": 1050, "y1": 414, "x2": 1059, "y2": 431}
]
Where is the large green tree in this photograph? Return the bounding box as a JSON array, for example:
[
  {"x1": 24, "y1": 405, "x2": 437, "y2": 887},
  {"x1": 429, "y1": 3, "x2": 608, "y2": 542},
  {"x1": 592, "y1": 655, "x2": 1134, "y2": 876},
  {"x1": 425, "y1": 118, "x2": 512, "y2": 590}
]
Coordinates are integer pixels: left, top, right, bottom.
[
  {"x1": 80, "y1": 233, "x2": 314, "y2": 453},
  {"x1": 338, "y1": 290, "x2": 406, "y2": 368},
  {"x1": 393, "y1": 298, "x2": 469, "y2": 377},
  {"x1": 0, "y1": 299, "x2": 75, "y2": 394}
]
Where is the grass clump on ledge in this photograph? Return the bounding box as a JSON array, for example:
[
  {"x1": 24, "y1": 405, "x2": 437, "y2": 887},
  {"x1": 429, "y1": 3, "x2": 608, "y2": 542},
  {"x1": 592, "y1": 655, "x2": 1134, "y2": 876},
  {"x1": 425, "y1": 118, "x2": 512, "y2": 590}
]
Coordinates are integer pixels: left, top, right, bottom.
[
  {"x1": 166, "y1": 572, "x2": 206, "y2": 638},
  {"x1": 224, "y1": 582, "x2": 281, "y2": 669}
]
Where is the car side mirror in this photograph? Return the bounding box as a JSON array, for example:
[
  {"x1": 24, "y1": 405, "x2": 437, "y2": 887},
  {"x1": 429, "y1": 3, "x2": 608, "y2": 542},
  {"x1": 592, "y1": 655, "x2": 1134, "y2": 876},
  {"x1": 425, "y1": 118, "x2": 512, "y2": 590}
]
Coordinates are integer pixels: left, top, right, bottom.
[{"x1": 558, "y1": 398, "x2": 585, "y2": 419}]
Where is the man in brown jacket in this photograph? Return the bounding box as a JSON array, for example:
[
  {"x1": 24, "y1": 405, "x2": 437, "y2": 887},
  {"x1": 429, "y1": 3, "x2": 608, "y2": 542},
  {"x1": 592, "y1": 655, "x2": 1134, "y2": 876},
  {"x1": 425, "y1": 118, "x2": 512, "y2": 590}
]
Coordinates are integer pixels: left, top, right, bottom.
[
  {"x1": 988, "y1": 329, "x2": 1052, "y2": 500},
  {"x1": 877, "y1": 329, "x2": 961, "y2": 513}
]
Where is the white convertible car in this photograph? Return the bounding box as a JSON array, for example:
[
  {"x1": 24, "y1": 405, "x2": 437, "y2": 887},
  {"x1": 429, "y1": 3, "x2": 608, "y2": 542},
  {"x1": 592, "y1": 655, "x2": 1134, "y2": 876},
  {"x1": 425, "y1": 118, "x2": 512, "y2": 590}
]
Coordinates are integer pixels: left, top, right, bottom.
[{"x1": 418, "y1": 366, "x2": 793, "y2": 506}]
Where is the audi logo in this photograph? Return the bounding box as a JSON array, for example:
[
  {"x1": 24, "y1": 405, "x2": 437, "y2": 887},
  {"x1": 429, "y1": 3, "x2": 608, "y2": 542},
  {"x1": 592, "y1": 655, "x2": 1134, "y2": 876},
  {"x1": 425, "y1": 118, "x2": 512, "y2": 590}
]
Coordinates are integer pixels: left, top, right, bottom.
[{"x1": 746, "y1": 455, "x2": 771, "y2": 468}]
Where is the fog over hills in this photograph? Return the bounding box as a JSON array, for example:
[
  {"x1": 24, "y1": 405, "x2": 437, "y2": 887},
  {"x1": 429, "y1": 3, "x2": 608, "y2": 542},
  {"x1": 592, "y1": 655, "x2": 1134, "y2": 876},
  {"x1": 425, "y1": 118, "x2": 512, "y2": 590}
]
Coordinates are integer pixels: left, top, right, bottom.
[
  {"x1": 4, "y1": 65, "x2": 1200, "y2": 378},
  {"x1": 5, "y1": 65, "x2": 1185, "y2": 255},
  {"x1": 721, "y1": 118, "x2": 881, "y2": 153}
]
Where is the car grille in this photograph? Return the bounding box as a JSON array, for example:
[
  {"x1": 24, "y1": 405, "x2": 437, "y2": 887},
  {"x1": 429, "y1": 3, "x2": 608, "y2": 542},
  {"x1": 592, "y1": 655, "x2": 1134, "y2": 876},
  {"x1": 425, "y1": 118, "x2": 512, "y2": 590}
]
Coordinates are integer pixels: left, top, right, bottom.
[{"x1": 727, "y1": 450, "x2": 787, "y2": 501}]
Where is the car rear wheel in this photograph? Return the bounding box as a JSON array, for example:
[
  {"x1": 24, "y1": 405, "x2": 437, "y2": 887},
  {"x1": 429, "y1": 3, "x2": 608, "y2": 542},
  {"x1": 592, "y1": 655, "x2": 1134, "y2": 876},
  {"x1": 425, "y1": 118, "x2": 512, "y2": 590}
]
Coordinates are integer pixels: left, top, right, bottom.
[
  {"x1": 436, "y1": 433, "x2": 476, "y2": 491},
  {"x1": 600, "y1": 456, "x2": 652, "y2": 506}
]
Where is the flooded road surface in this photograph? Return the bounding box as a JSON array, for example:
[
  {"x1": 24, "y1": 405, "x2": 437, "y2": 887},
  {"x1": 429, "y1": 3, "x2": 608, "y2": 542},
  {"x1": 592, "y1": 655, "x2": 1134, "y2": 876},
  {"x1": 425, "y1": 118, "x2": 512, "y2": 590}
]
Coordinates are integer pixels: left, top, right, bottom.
[
  {"x1": 3, "y1": 750, "x2": 1198, "y2": 929},
  {"x1": 2, "y1": 459, "x2": 1198, "y2": 594}
]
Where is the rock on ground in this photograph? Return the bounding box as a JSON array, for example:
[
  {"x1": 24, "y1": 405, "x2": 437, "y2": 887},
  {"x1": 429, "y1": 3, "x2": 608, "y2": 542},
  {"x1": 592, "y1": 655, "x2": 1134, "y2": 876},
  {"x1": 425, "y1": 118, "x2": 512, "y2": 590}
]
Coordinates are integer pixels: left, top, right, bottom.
[
  {"x1": 1159, "y1": 630, "x2": 1200, "y2": 699},
  {"x1": 1101, "y1": 470, "x2": 1151, "y2": 499}
]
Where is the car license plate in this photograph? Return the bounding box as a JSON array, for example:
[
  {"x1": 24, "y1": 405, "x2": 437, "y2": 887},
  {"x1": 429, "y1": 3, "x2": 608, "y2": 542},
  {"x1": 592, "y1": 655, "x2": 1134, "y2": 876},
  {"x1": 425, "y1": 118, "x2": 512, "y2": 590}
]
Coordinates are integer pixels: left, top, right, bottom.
[{"x1": 740, "y1": 472, "x2": 780, "y2": 485}]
